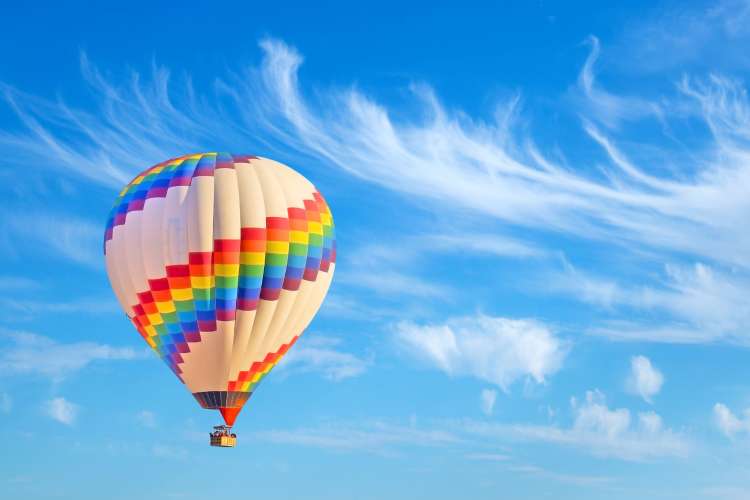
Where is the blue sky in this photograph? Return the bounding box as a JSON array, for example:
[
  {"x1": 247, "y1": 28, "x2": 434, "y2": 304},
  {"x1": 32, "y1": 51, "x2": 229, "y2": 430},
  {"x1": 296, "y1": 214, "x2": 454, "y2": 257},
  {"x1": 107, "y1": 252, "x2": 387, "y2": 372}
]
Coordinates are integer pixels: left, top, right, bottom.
[{"x1": 2, "y1": 1, "x2": 750, "y2": 498}]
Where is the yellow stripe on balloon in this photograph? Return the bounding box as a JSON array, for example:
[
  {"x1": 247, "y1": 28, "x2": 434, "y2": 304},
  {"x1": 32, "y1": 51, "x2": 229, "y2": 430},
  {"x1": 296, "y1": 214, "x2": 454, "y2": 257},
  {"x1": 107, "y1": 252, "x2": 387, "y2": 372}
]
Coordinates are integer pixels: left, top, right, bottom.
[
  {"x1": 171, "y1": 288, "x2": 193, "y2": 301},
  {"x1": 190, "y1": 275, "x2": 213, "y2": 288},
  {"x1": 146, "y1": 313, "x2": 163, "y2": 325},
  {"x1": 266, "y1": 241, "x2": 289, "y2": 254},
  {"x1": 215, "y1": 264, "x2": 240, "y2": 276},
  {"x1": 156, "y1": 301, "x2": 176, "y2": 314},
  {"x1": 240, "y1": 253, "x2": 265, "y2": 265}
]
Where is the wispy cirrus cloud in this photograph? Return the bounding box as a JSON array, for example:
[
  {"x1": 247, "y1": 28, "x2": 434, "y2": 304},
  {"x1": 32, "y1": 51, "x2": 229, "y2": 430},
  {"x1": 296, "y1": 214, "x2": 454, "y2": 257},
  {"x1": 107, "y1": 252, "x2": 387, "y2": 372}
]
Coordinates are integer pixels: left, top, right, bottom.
[
  {"x1": 0, "y1": 212, "x2": 102, "y2": 268},
  {"x1": 276, "y1": 335, "x2": 371, "y2": 381},
  {"x1": 548, "y1": 261, "x2": 750, "y2": 343},
  {"x1": 467, "y1": 390, "x2": 690, "y2": 461},
  {"x1": 503, "y1": 463, "x2": 614, "y2": 487},
  {"x1": 0, "y1": 52, "x2": 219, "y2": 188},
  {"x1": 0, "y1": 331, "x2": 145, "y2": 382},
  {"x1": 0, "y1": 276, "x2": 39, "y2": 290},
  {"x1": 615, "y1": 0, "x2": 750, "y2": 74},
  {"x1": 0, "y1": 297, "x2": 119, "y2": 317},
  {"x1": 255, "y1": 418, "x2": 463, "y2": 455},
  {"x1": 480, "y1": 389, "x2": 498, "y2": 416},
  {"x1": 255, "y1": 389, "x2": 687, "y2": 462},
  {"x1": 2, "y1": 35, "x2": 750, "y2": 344},
  {"x1": 576, "y1": 36, "x2": 664, "y2": 129},
  {"x1": 2, "y1": 37, "x2": 746, "y2": 263}
]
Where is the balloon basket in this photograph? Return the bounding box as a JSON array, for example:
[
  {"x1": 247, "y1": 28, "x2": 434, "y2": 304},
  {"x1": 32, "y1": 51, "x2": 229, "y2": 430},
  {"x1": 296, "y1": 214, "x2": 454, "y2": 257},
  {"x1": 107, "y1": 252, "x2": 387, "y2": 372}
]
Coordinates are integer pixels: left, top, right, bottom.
[{"x1": 210, "y1": 425, "x2": 237, "y2": 448}]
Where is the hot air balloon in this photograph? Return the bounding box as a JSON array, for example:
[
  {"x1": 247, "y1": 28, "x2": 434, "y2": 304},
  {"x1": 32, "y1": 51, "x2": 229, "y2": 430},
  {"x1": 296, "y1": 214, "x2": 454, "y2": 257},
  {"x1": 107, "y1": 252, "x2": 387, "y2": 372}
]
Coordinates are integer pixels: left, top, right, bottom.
[{"x1": 103, "y1": 153, "x2": 336, "y2": 447}]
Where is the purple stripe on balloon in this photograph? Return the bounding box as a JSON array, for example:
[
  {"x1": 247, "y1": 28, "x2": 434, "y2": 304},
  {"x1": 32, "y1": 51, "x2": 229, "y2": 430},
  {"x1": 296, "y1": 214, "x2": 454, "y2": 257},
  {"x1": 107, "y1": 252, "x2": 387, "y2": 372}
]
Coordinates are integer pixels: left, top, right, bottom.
[
  {"x1": 260, "y1": 288, "x2": 281, "y2": 301},
  {"x1": 146, "y1": 187, "x2": 169, "y2": 199},
  {"x1": 169, "y1": 176, "x2": 192, "y2": 187},
  {"x1": 197, "y1": 319, "x2": 217, "y2": 332},
  {"x1": 128, "y1": 198, "x2": 145, "y2": 211},
  {"x1": 237, "y1": 298, "x2": 259, "y2": 310},
  {"x1": 192, "y1": 166, "x2": 215, "y2": 177},
  {"x1": 185, "y1": 332, "x2": 201, "y2": 342}
]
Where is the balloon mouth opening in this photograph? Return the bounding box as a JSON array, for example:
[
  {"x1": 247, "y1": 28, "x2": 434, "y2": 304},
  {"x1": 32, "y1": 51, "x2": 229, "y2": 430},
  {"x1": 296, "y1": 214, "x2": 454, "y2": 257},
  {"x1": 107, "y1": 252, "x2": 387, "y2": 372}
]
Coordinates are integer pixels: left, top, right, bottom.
[
  {"x1": 192, "y1": 392, "x2": 248, "y2": 426},
  {"x1": 219, "y1": 406, "x2": 242, "y2": 426}
]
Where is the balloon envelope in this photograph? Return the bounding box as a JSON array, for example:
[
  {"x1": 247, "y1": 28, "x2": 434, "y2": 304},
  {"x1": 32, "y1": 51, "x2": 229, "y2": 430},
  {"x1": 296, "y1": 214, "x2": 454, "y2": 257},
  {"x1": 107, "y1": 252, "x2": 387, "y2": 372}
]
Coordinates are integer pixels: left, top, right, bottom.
[{"x1": 104, "y1": 153, "x2": 336, "y2": 425}]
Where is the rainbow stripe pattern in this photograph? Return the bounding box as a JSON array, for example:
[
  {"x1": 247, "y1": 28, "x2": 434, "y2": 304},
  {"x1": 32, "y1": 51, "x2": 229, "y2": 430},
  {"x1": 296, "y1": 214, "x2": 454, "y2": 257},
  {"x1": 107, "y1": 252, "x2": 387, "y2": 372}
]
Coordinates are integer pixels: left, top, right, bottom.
[{"x1": 104, "y1": 153, "x2": 336, "y2": 424}]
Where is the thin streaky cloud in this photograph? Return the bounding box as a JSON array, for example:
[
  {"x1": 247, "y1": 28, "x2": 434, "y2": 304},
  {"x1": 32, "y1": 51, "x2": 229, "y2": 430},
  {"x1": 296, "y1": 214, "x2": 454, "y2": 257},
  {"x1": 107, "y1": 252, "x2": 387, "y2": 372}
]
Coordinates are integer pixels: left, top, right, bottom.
[
  {"x1": 2, "y1": 38, "x2": 748, "y2": 268},
  {"x1": 276, "y1": 335, "x2": 372, "y2": 381},
  {"x1": 546, "y1": 261, "x2": 750, "y2": 343},
  {"x1": 577, "y1": 36, "x2": 664, "y2": 129},
  {"x1": 464, "y1": 390, "x2": 690, "y2": 461},
  {"x1": 0, "y1": 330, "x2": 147, "y2": 382},
  {"x1": 2, "y1": 37, "x2": 750, "y2": 345}
]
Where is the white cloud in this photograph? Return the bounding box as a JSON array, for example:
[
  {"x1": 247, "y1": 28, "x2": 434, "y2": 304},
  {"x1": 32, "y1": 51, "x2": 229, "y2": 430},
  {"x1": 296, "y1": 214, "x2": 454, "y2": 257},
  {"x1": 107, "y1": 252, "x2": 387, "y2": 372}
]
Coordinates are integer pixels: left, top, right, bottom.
[
  {"x1": 467, "y1": 390, "x2": 689, "y2": 461},
  {"x1": 136, "y1": 410, "x2": 157, "y2": 428},
  {"x1": 0, "y1": 331, "x2": 144, "y2": 382},
  {"x1": 318, "y1": 293, "x2": 403, "y2": 322},
  {"x1": 4, "y1": 38, "x2": 749, "y2": 269},
  {"x1": 0, "y1": 276, "x2": 39, "y2": 290},
  {"x1": 465, "y1": 452, "x2": 510, "y2": 461},
  {"x1": 0, "y1": 212, "x2": 102, "y2": 268},
  {"x1": 480, "y1": 389, "x2": 497, "y2": 416},
  {"x1": 255, "y1": 392, "x2": 687, "y2": 462},
  {"x1": 505, "y1": 463, "x2": 613, "y2": 486},
  {"x1": 255, "y1": 419, "x2": 462, "y2": 454},
  {"x1": 277, "y1": 336, "x2": 370, "y2": 381},
  {"x1": 0, "y1": 54, "x2": 202, "y2": 188},
  {"x1": 713, "y1": 403, "x2": 750, "y2": 438},
  {"x1": 395, "y1": 315, "x2": 567, "y2": 391},
  {"x1": 424, "y1": 233, "x2": 547, "y2": 260},
  {"x1": 576, "y1": 36, "x2": 663, "y2": 129},
  {"x1": 0, "y1": 392, "x2": 11, "y2": 413},
  {"x1": 335, "y1": 242, "x2": 452, "y2": 301},
  {"x1": 699, "y1": 486, "x2": 750, "y2": 500},
  {"x1": 0, "y1": 297, "x2": 119, "y2": 317},
  {"x1": 626, "y1": 355, "x2": 664, "y2": 403},
  {"x1": 44, "y1": 397, "x2": 78, "y2": 425},
  {"x1": 341, "y1": 271, "x2": 449, "y2": 299},
  {"x1": 550, "y1": 262, "x2": 750, "y2": 343},
  {"x1": 615, "y1": 0, "x2": 750, "y2": 74},
  {"x1": 4, "y1": 38, "x2": 750, "y2": 344},
  {"x1": 246, "y1": 39, "x2": 750, "y2": 272},
  {"x1": 152, "y1": 444, "x2": 187, "y2": 459},
  {"x1": 335, "y1": 236, "x2": 542, "y2": 308}
]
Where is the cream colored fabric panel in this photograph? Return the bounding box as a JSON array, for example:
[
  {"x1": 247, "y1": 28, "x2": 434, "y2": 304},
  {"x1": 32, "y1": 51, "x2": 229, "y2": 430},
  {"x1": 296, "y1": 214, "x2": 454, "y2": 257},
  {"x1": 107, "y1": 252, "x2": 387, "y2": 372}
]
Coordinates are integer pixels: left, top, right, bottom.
[
  {"x1": 104, "y1": 239, "x2": 133, "y2": 317},
  {"x1": 244, "y1": 158, "x2": 288, "y2": 365},
  {"x1": 213, "y1": 166, "x2": 241, "y2": 386},
  {"x1": 256, "y1": 161, "x2": 313, "y2": 357},
  {"x1": 187, "y1": 176, "x2": 215, "y2": 253},
  {"x1": 140, "y1": 197, "x2": 166, "y2": 279},
  {"x1": 110, "y1": 224, "x2": 139, "y2": 315},
  {"x1": 180, "y1": 174, "x2": 221, "y2": 393},
  {"x1": 228, "y1": 162, "x2": 265, "y2": 382},
  {"x1": 163, "y1": 185, "x2": 190, "y2": 266},
  {"x1": 121, "y1": 213, "x2": 149, "y2": 301}
]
